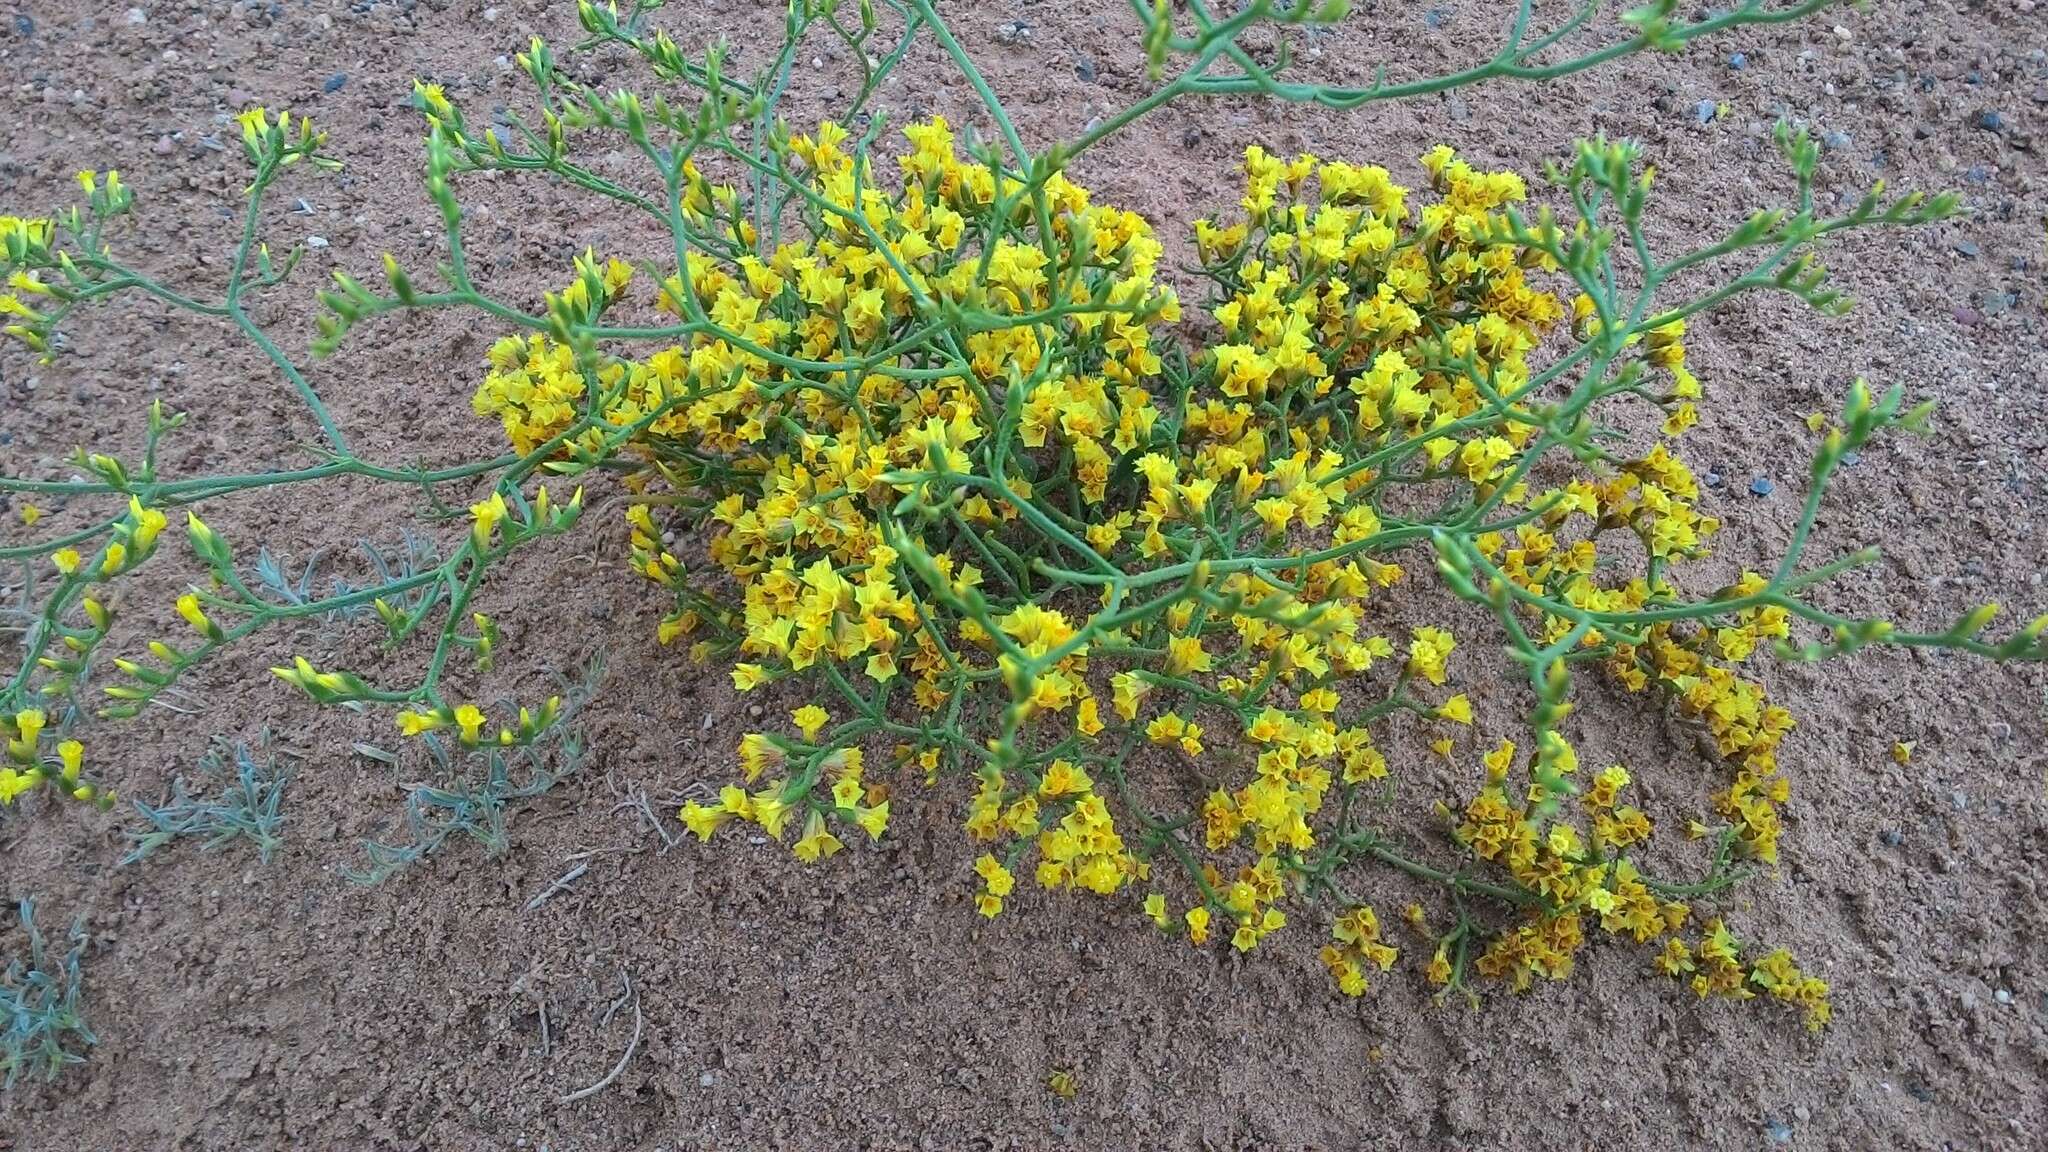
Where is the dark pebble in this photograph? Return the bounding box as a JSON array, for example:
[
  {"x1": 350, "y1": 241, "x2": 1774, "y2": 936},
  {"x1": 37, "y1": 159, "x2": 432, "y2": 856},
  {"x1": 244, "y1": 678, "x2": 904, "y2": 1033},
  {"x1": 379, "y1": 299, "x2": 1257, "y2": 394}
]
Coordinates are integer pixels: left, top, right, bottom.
[
  {"x1": 1822, "y1": 130, "x2": 1852, "y2": 150},
  {"x1": 12, "y1": 13, "x2": 30, "y2": 36},
  {"x1": 1880, "y1": 829, "x2": 1903, "y2": 846},
  {"x1": 1073, "y1": 55, "x2": 1095, "y2": 83},
  {"x1": 1905, "y1": 1080, "x2": 1934, "y2": 1103},
  {"x1": 1180, "y1": 126, "x2": 1203, "y2": 148},
  {"x1": 1764, "y1": 1118, "x2": 1793, "y2": 1146},
  {"x1": 1694, "y1": 100, "x2": 1716, "y2": 125},
  {"x1": 1727, "y1": 52, "x2": 1746, "y2": 70},
  {"x1": 1974, "y1": 110, "x2": 2005, "y2": 132},
  {"x1": 1952, "y1": 240, "x2": 1980, "y2": 258},
  {"x1": 0, "y1": 430, "x2": 11, "y2": 446},
  {"x1": 1749, "y1": 477, "x2": 1774, "y2": 497},
  {"x1": 323, "y1": 73, "x2": 349, "y2": 94}
]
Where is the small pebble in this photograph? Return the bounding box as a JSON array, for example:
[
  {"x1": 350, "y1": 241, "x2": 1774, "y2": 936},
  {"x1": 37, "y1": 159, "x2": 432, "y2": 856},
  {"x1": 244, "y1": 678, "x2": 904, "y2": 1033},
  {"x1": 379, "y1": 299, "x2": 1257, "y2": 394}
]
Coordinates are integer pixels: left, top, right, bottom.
[
  {"x1": 1952, "y1": 240, "x2": 1980, "y2": 258},
  {"x1": 1840, "y1": 451, "x2": 1860, "y2": 466},
  {"x1": 1749, "y1": 476, "x2": 1774, "y2": 497},
  {"x1": 699, "y1": 1070, "x2": 716, "y2": 1087},
  {"x1": 1950, "y1": 790, "x2": 1967, "y2": 811},
  {"x1": 1995, "y1": 989, "x2": 2012, "y2": 1005},
  {"x1": 1974, "y1": 110, "x2": 2005, "y2": 133},
  {"x1": 1764, "y1": 1117, "x2": 1793, "y2": 1145},
  {"x1": 1728, "y1": 52, "x2": 1747, "y2": 70},
  {"x1": 1879, "y1": 829, "x2": 1904, "y2": 847},
  {"x1": 13, "y1": 14, "x2": 33, "y2": 36},
  {"x1": 153, "y1": 135, "x2": 175, "y2": 155},
  {"x1": 1822, "y1": 130, "x2": 1852, "y2": 150},
  {"x1": 126, "y1": 7, "x2": 146, "y2": 23},
  {"x1": 1704, "y1": 470, "x2": 1723, "y2": 488},
  {"x1": 305, "y1": 235, "x2": 330, "y2": 249},
  {"x1": 1694, "y1": 99, "x2": 1716, "y2": 124},
  {"x1": 323, "y1": 73, "x2": 349, "y2": 94},
  {"x1": 1447, "y1": 94, "x2": 1470, "y2": 122},
  {"x1": 483, "y1": 5, "x2": 499, "y2": 19},
  {"x1": 1073, "y1": 55, "x2": 1096, "y2": 83},
  {"x1": 1952, "y1": 306, "x2": 1981, "y2": 327},
  {"x1": 1424, "y1": 7, "x2": 1447, "y2": 28}
]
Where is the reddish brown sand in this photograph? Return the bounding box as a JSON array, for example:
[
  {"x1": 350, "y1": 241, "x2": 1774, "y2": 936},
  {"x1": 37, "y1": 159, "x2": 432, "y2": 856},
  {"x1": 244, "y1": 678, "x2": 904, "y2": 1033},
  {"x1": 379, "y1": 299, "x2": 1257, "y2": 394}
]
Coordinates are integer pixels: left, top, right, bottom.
[{"x1": 1, "y1": 1, "x2": 2045, "y2": 1149}]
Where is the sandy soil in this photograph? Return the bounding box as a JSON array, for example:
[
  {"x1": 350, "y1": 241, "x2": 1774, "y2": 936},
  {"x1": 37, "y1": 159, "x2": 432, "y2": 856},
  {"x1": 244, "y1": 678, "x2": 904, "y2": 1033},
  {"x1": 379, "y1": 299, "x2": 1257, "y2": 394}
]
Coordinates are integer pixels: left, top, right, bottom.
[{"x1": 1, "y1": 1, "x2": 2045, "y2": 1149}]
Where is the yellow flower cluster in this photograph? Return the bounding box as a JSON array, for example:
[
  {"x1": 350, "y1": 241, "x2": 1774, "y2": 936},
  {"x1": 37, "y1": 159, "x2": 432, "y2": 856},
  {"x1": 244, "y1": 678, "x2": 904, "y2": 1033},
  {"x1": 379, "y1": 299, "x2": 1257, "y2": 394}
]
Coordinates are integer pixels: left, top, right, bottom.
[
  {"x1": 1454, "y1": 749, "x2": 1689, "y2": 989},
  {"x1": 1, "y1": 708, "x2": 103, "y2": 808},
  {"x1": 677, "y1": 705, "x2": 892, "y2": 860},
  {"x1": 1320, "y1": 905, "x2": 1398, "y2": 996},
  {"x1": 463, "y1": 125, "x2": 1837, "y2": 1026},
  {"x1": 1654, "y1": 919, "x2": 1832, "y2": 1031}
]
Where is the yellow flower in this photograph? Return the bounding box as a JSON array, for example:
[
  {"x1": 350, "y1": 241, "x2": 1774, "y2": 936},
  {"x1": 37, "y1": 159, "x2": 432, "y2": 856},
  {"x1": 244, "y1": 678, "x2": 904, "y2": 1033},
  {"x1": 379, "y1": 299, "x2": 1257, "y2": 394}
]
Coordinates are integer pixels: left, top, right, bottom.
[
  {"x1": 1037, "y1": 759, "x2": 1092, "y2": 798},
  {"x1": 470, "y1": 492, "x2": 509, "y2": 548},
  {"x1": 1890, "y1": 741, "x2": 1913, "y2": 765},
  {"x1": 974, "y1": 853, "x2": 1015, "y2": 897},
  {"x1": 752, "y1": 789, "x2": 796, "y2": 839},
  {"x1": 18, "y1": 503, "x2": 40, "y2": 525},
  {"x1": 175, "y1": 592, "x2": 222, "y2": 640},
  {"x1": 1438, "y1": 694, "x2": 1474, "y2": 724},
  {"x1": 792, "y1": 704, "x2": 829, "y2": 743},
  {"x1": 51, "y1": 549, "x2": 79, "y2": 575},
  {"x1": 854, "y1": 801, "x2": 890, "y2": 841},
  {"x1": 453, "y1": 704, "x2": 486, "y2": 744},
  {"x1": 128, "y1": 496, "x2": 167, "y2": 551},
  {"x1": 8, "y1": 708, "x2": 46, "y2": 759},
  {"x1": 1143, "y1": 893, "x2": 1168, "y2": 928},
  {"x1": 1185, "y1": 905, "x2": 1211, "y2": 944},
  {"x1": 0, "y1": 767, "x2": 37, "y2": 805},
  {"x1": 396, "y1": 709, "x2": 445, "y2": 737},
  {"x1": 1407, "y1": 626, "x2": 1456, "y2": 685},
  {"x1": 680, "y1": 800, "x2": 728, "y2": 841},
  {"x1": 831, "y1": 775, "x2": 864, "y2": 810},
  {"x1": 793, "y1": 810, "x2": 844, "y2": 862},
  {"x1": 56, "y1": 740, "x2": 83, "y2": 782}
]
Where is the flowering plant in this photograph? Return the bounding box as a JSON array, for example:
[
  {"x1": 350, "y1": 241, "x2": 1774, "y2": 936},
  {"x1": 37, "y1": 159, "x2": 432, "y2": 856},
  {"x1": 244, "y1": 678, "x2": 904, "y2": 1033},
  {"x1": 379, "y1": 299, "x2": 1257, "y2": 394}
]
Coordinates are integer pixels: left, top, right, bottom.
[{"x1": 3, "y1": 0, "x2": 2039, "y2": 1036}]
